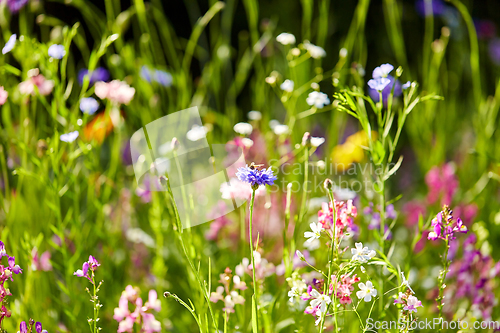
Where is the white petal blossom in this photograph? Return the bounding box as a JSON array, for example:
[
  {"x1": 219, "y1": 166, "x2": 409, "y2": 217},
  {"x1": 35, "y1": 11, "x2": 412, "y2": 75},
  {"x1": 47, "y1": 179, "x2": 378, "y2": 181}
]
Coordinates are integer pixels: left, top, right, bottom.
[
  {"x1": 233, "y1": 122, "x2": 253, "y2": 135},
  {"x1": 280, "y1": 79, "x2": 294, "y2": 92},
  {"x1": 356, "y1": 281, "x2": 377, "y2": 302},
  {"x1": 309, "y1": 289, "x2": 331, "y2": 313},
  {"x1": 351, "y1": 242, "x2": 376, "y2": 263},
  {"x1": 276, "y1": 33, "x2": 296, "y2": 45},
  {"x1": 304, "y1": 222, "x2": 323, "y2": 243},
  {"x1": 306, "y1": 91, "x2": 330, "y2": 108}
]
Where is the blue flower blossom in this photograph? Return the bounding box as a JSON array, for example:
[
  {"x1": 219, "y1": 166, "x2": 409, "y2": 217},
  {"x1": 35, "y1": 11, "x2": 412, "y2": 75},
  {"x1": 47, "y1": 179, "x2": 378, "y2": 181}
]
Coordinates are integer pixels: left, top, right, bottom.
[
  {"x1": 369, "y1": 76, "x2": 402, "y2": 103},
  {"x1": 2, "y1": 34, "x2": 16, "y2": 55},
  {"x1": 372, "y1": 63, "x2": 394, "y2": 79},
  {"x1": 367, "y1": 77, "x2": 391, "y2": 92},
  {"x1": 80, "y1": 97, "x2": 99, "y2": 115},
  {"x1": 154, "y1": 69, "x2": 173, "y2": 87},
  {"x1": 236, "y1": 164, "x2": 277, "y2": 189},
  {"x1": 78, "y1": 67, "x2": 110, "y2": 85},
  {"x1": 60, "y1": 131, "x2": 79, "y2": 142},
  {"x1": 48, "y1": 44, "x2": 66, "y2": 59},
  {"x1": 140, "y1": 66, "x2": 173, "y2": 87}
]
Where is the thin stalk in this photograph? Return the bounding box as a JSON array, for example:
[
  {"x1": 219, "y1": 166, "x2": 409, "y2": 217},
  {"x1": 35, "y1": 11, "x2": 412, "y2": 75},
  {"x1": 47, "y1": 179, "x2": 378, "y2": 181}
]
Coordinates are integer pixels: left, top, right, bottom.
[{"x1": 248, "y1": 189, "x2": 259, "y2": 331}]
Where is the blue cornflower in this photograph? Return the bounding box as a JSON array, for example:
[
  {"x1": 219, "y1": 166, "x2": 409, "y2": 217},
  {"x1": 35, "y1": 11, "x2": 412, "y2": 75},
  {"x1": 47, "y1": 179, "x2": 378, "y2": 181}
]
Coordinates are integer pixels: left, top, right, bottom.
[
  {"x1": 60, "y1": 131, "x2": 79, "y2": 142},
  {"x1": 367, "y1": 77, "x2": 391, "y2": 92},
  {"x1": 2, "y1": 34, "x2": 16, "y2": 54},
  {"x1": 78, "y1": 67, "x2": 110, "y2": 85},
  {"x1": 80, "y1": 97, "x2": 99, "y2": 115},
  {"x1": 236, "y1": 164, "x2": 277, "y2": 189},
  {"x1": 48, "y1": 44, "x2": 66, "y2": 59}
]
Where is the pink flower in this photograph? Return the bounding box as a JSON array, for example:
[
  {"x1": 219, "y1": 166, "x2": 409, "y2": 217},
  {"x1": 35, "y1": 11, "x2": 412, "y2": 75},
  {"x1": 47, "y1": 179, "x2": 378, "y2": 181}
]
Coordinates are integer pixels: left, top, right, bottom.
[
  {"x1": 19, "y1": 71, "x2": 54, "y2": 96},
  {"x1": 144, "y1": 290, "x2": 161, "y2": 312},
  {"x1": 425, "y1": 163, "x2": 458, "y2": 205},
  {"x1": 0, "y1": 87, "x2": 8, "y2": 105},
  {"x1": 95, "y1": 80, "x2": 135, "y2": 105},
  {"x1": 31, "y1": 248, "x2": 52, "y2": 271}
]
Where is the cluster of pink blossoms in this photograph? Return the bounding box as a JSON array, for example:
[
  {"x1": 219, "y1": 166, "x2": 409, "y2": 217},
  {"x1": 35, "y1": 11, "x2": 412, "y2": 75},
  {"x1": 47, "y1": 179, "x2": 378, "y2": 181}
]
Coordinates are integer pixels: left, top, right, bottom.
[
  {"x1": 73, "y1": 255, "x2": 101, "y2": 283},
  {"x1": 428, "y1": 205, "x2": 467, "y2": 241},
  {"x1": 394, "y1": 290, "x2": 423, "y2": 313},
  {"x1": 95, "y1": 80, "x2": 135, "y2": 105},
  {"x1": 210, "y1": 267, "x2": 247, "y2": 314},
  {"x1": 0, "y1": 241, "x2": 23, "y2": 325},
  {"x1": 18, "y1": 69, "x2": 54, "y2": 96},
  {"x1": 330, "y1": 274, "x2": 360, "y2": 305},
  {"x1": 113, "y1": 285, "x2": 162, "y2": 333},
  {"x1": 317, "y1": 199, "x2": 357, "y2": 240}
]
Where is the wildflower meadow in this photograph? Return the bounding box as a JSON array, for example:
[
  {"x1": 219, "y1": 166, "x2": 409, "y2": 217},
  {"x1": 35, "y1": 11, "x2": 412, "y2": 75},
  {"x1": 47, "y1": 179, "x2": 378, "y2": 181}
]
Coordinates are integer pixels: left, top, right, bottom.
[{"x1": 1, "y1": 0, "x2": 500, "y2": 332}]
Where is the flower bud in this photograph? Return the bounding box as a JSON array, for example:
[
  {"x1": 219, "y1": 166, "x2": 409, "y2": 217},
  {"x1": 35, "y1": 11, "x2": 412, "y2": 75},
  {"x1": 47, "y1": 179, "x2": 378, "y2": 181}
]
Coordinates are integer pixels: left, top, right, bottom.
[
  {"x1": 296, "y1": 250, "x2": 305, "y2": 261},
  {"x1": 159, "y1": 176, "x2": 168, "y2": 187},
  {"x1": 323, "y1": 178, "x2": 333, "y2": 191},
  {"x1": 171, "y1": 137, "x2": 180, "y2": 151},
  {"x1": 301, "y1": 132, "x2": 311, "y2": 147}
]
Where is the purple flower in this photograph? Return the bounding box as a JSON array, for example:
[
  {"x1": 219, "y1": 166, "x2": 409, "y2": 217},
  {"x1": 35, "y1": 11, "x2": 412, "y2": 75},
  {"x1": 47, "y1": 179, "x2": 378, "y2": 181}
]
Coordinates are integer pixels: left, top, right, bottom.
[
  {"x1": 6, "y1": 0, "x2": 29, "y2": 13},
  {"x1": 78, "y1": 67, "x2": 110, "y2": 85},
  {"x1": 386, "y1": 204, "x2": 397, "y2": 219},
  {"x1": 20, "y1": 321, "x2": 28, "y2": 333},
  {"x1": 88, "y1": 255, "x2": 100, "y2": 270},
  {"x1": 367, "y1": 77, "x2": 391, "y2": 92},
  {"x1": 489, "y1": 39, "x2": 500, "y2": 65},
  {"x1": 80, "y1": 97, "x2": 99, "y2": 115},
  {"x1": 35, "y1": 322, "x2": 42, "y2": 333},
  {"x1": 2, "y1": 34, "x2": 16, "y2": 55},
  {"x1": 60, "y1": 131, "x2": 79, "y2": 143},
  {"x1": 236, "y1": 164, "x2": 277, "y2": 189},
  {"x1": 8, "y1": 256, "x2": 22, "y2": 275},
  {"x1": 0, "y1": 241, "x2": 7, "y2": 258},
  {"x1": 48, "y1": 44, "x2": 66, "y2": 59},
  {"x1": 369, "y1": 75, "x2": 402, "y2": 103},
  {"x1": 74, "y1": 261, "x2": 89, "y2": 279},
  {"x1": 415, "y1": 0, "x2": 446, "y2": 17},
  {"x1": 74, "y1": 255, "x2": 100, "y2": 283}
]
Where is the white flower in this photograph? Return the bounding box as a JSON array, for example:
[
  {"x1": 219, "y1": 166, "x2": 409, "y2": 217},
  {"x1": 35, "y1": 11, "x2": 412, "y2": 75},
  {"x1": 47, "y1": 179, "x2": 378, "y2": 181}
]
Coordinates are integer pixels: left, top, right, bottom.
[
  {"x1": 273, "y1": 124, "x2": 289, "y2": 135},
  {"x1": 241, "y1": 138, "x2": 254, "y2": 148},
  {"x1": 280, "y1": 79, "x2": 294, "y2": 92},
  {"x1": 306, "y1": 91, "x2": 330, "y2": 108},
  {"x1": 304, "y1": 238, "x2": 320, "y2": 251},
  {"x1": 269, "y1": 119, "x2": 281, "y2": 129},
  {"x1": 400, "y1": 272, "x2": 414, "y2": 293},
  {"x1": 310, "y1": 137, "x2": 325, "y2": 147},
  {"x1": 356, "y1": 281, "x2": 377, "y2": 302},
  {"x1": 230, "y1": 291, "x2": 245, "y2": 305},
  {"x1": 186, "y1": 124, "x2": 207, "y2": 141},
  {"x1": 288, "y1": 287, "x2": 299, "y2": 303},
  {"x1": 351, "y1": 242, "x2": 376, "y2": 263},
  {"x1": 309, "y1": 290, "x2": 331, "y2": 313},
  {"x1": 303, "y1": 41, "x2": 326, "y2": 59},
  {"x1": 304, "y1": 222, "x2": 322, "y2": 243},
  {"x1": 247, "y1": 110, "x2": 262, "y2": 120},
  {"x1": 276, "y1": 33, "x2": 296, "y2": 45},
  {"x1": 233, "y1": 122, "x2": 253, "y2": 135}
]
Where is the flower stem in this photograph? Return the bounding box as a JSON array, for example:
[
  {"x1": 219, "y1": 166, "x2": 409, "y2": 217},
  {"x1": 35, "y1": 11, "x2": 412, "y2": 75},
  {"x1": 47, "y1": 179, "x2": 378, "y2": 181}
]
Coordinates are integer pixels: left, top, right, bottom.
[
  {"x1": 436, "y1": 239, "x2": 451, "y2": 333},
  {"x1": 248, "y1": 189, "x2": 259, "y2": 332}
]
